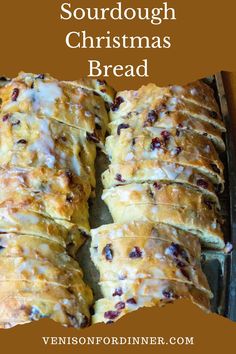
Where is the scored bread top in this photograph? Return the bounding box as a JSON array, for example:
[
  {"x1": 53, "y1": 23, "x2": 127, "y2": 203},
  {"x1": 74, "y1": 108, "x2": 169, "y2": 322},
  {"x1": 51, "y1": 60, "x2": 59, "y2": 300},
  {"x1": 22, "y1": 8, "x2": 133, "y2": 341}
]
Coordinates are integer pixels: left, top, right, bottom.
[
  {"x1": 0, "y1": 72, "x2": 112, "y2": 143},
  {"x1": 102, "y1": 160, "x2": 221, "y2": 200},
  {"x1": 109, "y1": 82, "x2": 225, "y2": 132},
  {"x1": 109, "y1": 110, "x2": 225, "y2": 151},
  {"x1": 105, "y1": 128, "x2": 224, "y2": 185}
]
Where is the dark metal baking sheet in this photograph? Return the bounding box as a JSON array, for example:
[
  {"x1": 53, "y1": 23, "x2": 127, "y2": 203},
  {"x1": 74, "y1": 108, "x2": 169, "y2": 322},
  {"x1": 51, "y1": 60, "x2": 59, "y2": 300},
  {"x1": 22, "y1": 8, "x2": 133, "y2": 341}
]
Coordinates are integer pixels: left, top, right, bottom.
[{"x1": 204, "y1": 73, "x2": 236, "y2": 321}]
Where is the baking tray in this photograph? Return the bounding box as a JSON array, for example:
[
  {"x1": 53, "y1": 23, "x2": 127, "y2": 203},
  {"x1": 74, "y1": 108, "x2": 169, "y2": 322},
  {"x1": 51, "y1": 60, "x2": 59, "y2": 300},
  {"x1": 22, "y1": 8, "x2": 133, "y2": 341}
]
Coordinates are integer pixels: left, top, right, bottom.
[
  {"x1": 81, "y1": 72, "x2": 236, "y2": 321},
  {"x1": 202, "y1": 73, "x2": 236, "y2": 321},
  {"x1": 0, "y1": 73, "x2": 235, "y2": 321}
]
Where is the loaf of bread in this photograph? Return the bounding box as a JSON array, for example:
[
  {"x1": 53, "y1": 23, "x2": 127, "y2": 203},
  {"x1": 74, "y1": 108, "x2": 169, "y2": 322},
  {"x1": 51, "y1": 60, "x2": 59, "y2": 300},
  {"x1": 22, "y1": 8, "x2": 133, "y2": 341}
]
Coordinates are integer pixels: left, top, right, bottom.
[
  {"x1": 91, "y1": 79, "x2": 225, "y2": 323},
  {"x1": 0, "y1": 73, "x2": 114, "y2": 328},
  {"x1": 91, "y1": 222, "x2": 212, "y2": 323}
]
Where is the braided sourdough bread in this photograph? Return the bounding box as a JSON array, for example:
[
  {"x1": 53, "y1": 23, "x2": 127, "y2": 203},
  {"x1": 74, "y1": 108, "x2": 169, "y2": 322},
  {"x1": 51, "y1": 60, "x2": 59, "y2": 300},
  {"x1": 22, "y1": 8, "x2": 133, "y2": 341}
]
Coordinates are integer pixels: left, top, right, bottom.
[
  {"x1": 91, "y1": 80, "x2": 225, "y2": 323},
  {"x1": 0, "y1": 73, "x2": 114, "y2": 328}
]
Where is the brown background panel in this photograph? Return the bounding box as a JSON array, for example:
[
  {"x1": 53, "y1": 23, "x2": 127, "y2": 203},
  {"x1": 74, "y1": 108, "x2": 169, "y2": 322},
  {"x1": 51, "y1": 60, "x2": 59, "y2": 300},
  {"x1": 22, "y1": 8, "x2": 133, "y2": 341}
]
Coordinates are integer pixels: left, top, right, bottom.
[
  {"x1": 0, "y1": 0, "x2": 235, "y2": 89},
  {"x1": 0, "y1": 301, "x2": 236, "y2": 354}
]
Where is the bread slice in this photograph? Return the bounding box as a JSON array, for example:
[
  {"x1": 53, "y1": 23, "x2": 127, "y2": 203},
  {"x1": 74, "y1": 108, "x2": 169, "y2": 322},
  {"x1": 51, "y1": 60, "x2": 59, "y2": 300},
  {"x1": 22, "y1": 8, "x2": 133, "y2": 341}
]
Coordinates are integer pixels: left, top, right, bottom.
[
  {"x1": 106, "y1": 129, "x2": 224, "y2": 186},
  {"x1": 91, "y1": 222, "x2": 211, "y2": 294},
  {"x1": 109, "y1": 83, "x2": 225, "y2": 132},
  {"x1": 102, "y1": 183, "x2": 220, "y2": 212},
  {"x1": 92, "y1": 282, "x2": 210, "y2": 324},
  {"x1": 0, "y1": 112, "x2": 98, "y2": 187},
  {"x1": 0, "y1": 179, "x2": 90, "y2": 229},
  {"x1": 0, "y1": 233, "x2": 82, "y2": 274},
  {"x1": 64, "y1": 77, "x2": 116, "y2": 104},
  {"x1": 0, "y1": 208, "x2": 72, "y2": 247},
  {"x1": 0, "y1": 72, "x2": 109, "y2": 143},
  {"x1": 102, "y1": 187, "x2": 224, "y2": 249},
  {"x1": 102, "y1": 160, "x2": 221, "y2": 198},
  {"x1": 109, "y1": 111, "x2": 225, "y2": 151},
  {"x1": 91, "y1": 221, "x2": 201, "y2": 259},
  {"x1": 0, "y1": 280, "x2": 92, "y2": 329},
  {"x1": 0, "y1": 166, "x2": 91, "y2": 200}
]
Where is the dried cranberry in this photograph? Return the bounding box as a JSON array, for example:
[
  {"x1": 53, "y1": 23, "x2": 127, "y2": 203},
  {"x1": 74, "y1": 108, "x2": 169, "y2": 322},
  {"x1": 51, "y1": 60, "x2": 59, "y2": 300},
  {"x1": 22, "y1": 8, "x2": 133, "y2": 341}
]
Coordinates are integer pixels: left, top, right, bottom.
[
  {"x1": 60, "y1": 136, "x2": 67, "y2": 142},
  {"x1": 111, "y1": 96, "x2": 124, "y2": 112},
  {"x1": 115, "y1": 302, "x2": 125, "y2": 310},
  {"x1": 2, "y1": 114, "x2": 10, "y2": 122},
  {"x1": 117, "y1": 123, "x2": 129, "y2": 135},
  {"x1": 173, "y1": 147, "x2": 182, "y2": 155},
  {"x1": 115, "y1": 174, "x2": 126, "y2": 183},
  {"x1": 126, "y1": 298, "x2": 137, "y2": 304},
  {"x1": 162, "y1": 290, "x2": 175, "y2": 299},
  {"x1": 197, "y1": 179, "x2": 208, "y2": 189},
  {"x1": 113, "y1": 288, "x2": 123, "y2": 297},
  {"x1": 102, "y1": 244, "x2": 113, "y2": 261},
  {"x1": 209, "y1": 111, "x2": 218, "y2": 119},
  {"x1": 166, "y1": 243, "x2": 189, "y2": 263},
  {"x1": 66, "y1": 194, "x2": 74, "y2": 203},
  {"x1": 161, "y1": 130, "x2": 170, "y2": 141},
  {"x1": 210, "y1": 163, "x2": 220, "y2": 174},
  {"x1": 204, "y1": 200, "x2": 213, "y2": 210},
  {"x1": 86, "y1": 132, "x2": 100, "y2": 144},
  {"x1": 17, "y1": 139, "x2": 27, "y2": 144},
  {"x1": 150, "y1": 137, "x2": 162, "y2": 150},
  {"x1": 175, "y1": 259, "x2": 186, "y2": 268},
  {"x1": 104, "y1": 311, "x2": 120, "y2": 320},
  {"x1": 12, "y1": 88, "x2": 19, "y2": 101},
  {"x1": 153, "y1": 182, "x2": 162, "y2": 190},
  {"x1": 129, "y1": 246, "x2": 142, "y2": 259},
  {"x1": 177, "y1": 123, "x2": 184, "y2": 129},
  {"x1": 146, "y1": 110, "x2": 158, "y2": 125}
]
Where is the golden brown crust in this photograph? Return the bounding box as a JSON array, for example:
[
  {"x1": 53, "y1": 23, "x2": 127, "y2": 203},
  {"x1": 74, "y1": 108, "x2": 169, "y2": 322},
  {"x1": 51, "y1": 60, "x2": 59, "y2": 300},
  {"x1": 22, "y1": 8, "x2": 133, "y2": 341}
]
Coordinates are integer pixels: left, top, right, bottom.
[
  {"x1": 105, "y1": 128, "x2": 224, "y2": 186},
  {"x1": 0, "y1": 112, "x2": 97, "y2": 187},
  {"x1": 64, "y1": 77, "x2": 116, "y2": 104},
  {"x1": 102, "y1": 161, "x2": 221, "y2": 201},
  {"x1": 90, "y1": 223, "x2": 211, "y2": 294},
  {"x1": 0, "y1": 280, "x2": 92, "y2": 329},
  {"x1": 93, "y1": 281, "x2": 210, "y2": 324},
  {"x1": 0, "y1": 72, "x2": 109, "y2": 143},
  {"x1": 109, "y1": 111, "x2": 225, "y2": 151},
  {"x1": 0, "y1": 167, "x2": 91, "y2": 200},
  {"x1": 109, "y1": 83, "x2": 225, "y2": 132},
  {"x1": 91, "y1": 221, "x2": 202, "y2": 259}
]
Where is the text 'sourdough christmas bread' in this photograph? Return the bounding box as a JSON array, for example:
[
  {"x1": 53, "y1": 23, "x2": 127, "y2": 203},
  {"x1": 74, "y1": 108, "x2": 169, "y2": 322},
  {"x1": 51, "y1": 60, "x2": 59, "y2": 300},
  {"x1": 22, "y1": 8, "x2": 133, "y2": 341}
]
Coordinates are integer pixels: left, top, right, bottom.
[
  {"x1": 0, "y1": 72, "x2": 114, "y2": 328},
  {"x1": 91, "y1": 80, "x2": 226, "y2": 323}
]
